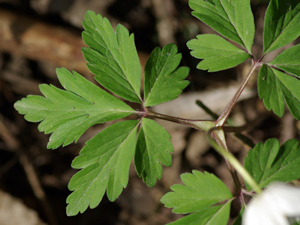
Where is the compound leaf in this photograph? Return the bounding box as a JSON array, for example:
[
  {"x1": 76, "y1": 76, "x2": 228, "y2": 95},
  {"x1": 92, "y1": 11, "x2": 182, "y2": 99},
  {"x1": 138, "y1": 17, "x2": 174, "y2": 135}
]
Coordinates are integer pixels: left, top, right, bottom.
[
  {"x1": 135, "y1": 118, "x2": 174, "y2": 187},
  {"x1": 187, "y1": 34, "x2": 251, "y2": 72},
  {"x1": 189, "y1": 0, "x2": 255, "y2": 53},
  {"x1": 269, "y1": 44, "x2": 300, "y2": 77},
  {"x1": 14, "y1": 68, "x2": 134, "y2": 149},
  {"x1": 143, "y1": 44, "x2": 189, "y2": 107},
  {"x1": 161, "y1": 170, "x2": 232, "y2": 213},
  {"x1": 82, "y1": 10, "x2": 141, "y2": 103},
  {"x1": 167, "y1": 202, "x2": 232, "y2": 225},
  {"x1": 66, "y1": 120, "x2": 139, "y2": 216},
  {"x1": 263, "y1": 0, "x2": 300, "y2": 54},
  {"x1": 244, "y1": 138, "x2": 300, "y2": 191},
  {"x1": 258, "y1": 64, "x2": 300, "y2": 119}
]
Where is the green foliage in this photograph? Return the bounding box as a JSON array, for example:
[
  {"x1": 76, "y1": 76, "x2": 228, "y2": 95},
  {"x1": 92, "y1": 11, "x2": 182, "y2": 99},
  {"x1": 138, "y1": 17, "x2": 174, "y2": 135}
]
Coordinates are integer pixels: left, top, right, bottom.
[
  {"x1": 187, "y1": 0, "x2": 300, "y2": 120},
  {"x1": 258, "y1": 64, "x2": 300, "y2": 119},
  {"x1": 161, "y1": 171, "x2": 233, "y2": 225},
  {"x1": 263, "y1": 0, "x2": 300, "y2": 54},
  {"x1": 82, "y1": 10, "x2": 141, "y2": 103},
  {"x1": 144, "y1": 44, "x2": 189, "y2": 107},
  {"x1": 135, "y1": 118, "x2": 174, "y2": 187},
  {"x1": 244, "y1": 138, "x2": 300, "y2": 190},
  {"x1": 14, "y1": 8, "x2": 191, "y2": 215},
  {"x1": 189, "y1": 0, "x2": 255, "y2": 53},
  {"x1": 13, "y1": 0, "x2": 300, "y2": 223},
  {"x1": 66, "y1": 120, "x2": 138, "y2": 216},
  {"x1": 256, "y1": 1, "x2": 300, "y2": 119},
  {"x1": 269, "y1": 44, "x2": 300, "y2": 77},
  {"x1": 167, "y1": 203, "x2": 232, "y2": 225},
  {"x1": 66, "y1": 116, "x2": 175, "y2": 215},
  {"x1": 14, "y1": 68, "x2": 134, "y2": 149},
  {"x1": 187, "y1": 34, "x2": 251, "y2": 72}
]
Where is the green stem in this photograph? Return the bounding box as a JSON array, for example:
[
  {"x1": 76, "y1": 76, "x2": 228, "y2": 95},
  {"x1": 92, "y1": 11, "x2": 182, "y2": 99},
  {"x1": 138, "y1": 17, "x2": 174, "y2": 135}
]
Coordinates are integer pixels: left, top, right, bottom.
[
  {"x1": 216, "y1": 61, "x2": 259, "y2": 126},
  {"x1": 206, "y1": 127, "x2": 262, "y2": 194},
  {"x1": 212, "y1": 128, "x2": 242, "y2": 194}
]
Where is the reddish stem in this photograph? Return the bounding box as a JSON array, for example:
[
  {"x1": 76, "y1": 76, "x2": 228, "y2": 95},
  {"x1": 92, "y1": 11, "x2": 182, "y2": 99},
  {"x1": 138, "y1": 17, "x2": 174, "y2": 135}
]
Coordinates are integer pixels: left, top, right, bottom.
[{"x1": 216, "y1": 60, "x2": 260, "y2": 126}]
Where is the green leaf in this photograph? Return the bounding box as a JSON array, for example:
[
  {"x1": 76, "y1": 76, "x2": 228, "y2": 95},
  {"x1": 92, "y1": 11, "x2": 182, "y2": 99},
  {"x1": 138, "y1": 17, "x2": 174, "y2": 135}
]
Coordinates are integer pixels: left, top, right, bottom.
[
  {"x1": 258, "y1": 64, "x2": 300, "y2": 119},
  {"x1": 244, "y1": 138, "x2": 300, "y2": 190},
  {"x1": 14, "y1": 68, "x2": 134, "y2": 149},
  {"x1": 187, "y1": 34, "x2": 251, "y2": 72},
  {"x1": 189, "y1": 0, "x2": 255, "y2": 53},
  {"x1": 269, "y1": 44, "x2": 300, "y2": 77},
  {"x1": 135, "y1": 118, "x2": 174, "y2": 187},
  {"x1": 161, "y1": 170, "x2": 233, "y2": 213},
  {"x1": 82, "y1": 10, "x2": 141, "y2": 103},
  {"x1": 66, "y1": 120, "x2": 139, "y2": 216},
  {"x1": 161, "y1": 171, "x2": 233, "y2": 225},
  {"x1": 167, "y1": 202, "x2": 232, "y2": 225},
  {"x1": 263, "y1": 0, "x2": 300, "y2": 54},
  {"x1": 143, "y1": 44, "x2": 189, "y2": 107}
]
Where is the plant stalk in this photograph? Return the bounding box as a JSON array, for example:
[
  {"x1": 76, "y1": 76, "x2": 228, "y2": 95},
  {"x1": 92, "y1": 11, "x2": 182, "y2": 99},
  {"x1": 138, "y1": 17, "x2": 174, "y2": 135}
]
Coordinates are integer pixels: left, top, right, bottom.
[
  {"x1": 212, "y1": 128, "x2": 242, "y2": 194},
  {"x1": 216, "y1": 61, "x2": 260, "y2": 126},
  {"x1": 140, "y1": 108, "x2": 216, "y2": 131},
  {"x1": 207, "y1": 127, "x2": 262, "y2": 194}
]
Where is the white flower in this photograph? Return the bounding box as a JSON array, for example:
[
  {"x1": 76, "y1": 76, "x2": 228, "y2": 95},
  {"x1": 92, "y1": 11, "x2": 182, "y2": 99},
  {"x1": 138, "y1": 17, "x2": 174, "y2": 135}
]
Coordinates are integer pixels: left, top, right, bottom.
[{"x1": 242, "y1": 182, "x2": 300, "y2": 225}]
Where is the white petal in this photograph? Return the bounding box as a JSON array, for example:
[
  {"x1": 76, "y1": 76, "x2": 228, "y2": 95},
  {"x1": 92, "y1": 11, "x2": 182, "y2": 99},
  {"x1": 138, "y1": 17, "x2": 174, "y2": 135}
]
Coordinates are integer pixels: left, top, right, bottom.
[{"x1": 242, "y1": 182, "x2": 300, "y2": 225}]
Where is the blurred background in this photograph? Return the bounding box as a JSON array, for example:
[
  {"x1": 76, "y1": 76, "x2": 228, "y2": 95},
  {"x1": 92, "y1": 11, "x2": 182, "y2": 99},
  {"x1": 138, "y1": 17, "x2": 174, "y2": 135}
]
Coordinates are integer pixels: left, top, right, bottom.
[{"x1": 0, "y1": 0, "x2": 298, "y2": 224}]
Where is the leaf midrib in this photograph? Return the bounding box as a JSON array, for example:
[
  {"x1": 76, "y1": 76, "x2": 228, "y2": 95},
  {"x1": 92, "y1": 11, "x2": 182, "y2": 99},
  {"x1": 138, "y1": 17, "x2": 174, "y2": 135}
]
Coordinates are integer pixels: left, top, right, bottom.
[
  {"x1": 90, "y1": 16, "x2": 140, "y2": 100},
  {"x1": 72, "y1": 125, "x2": 137, "y2": 205},
  {"x1": 219, "y1": 0, "x2": 247, "y2": 50},
  {"x1": 146, "y1": 50, "x2": 170, "y2": 101},
  {"x1": 264, "y1": 9, "x2": 300, "y2": 54}
]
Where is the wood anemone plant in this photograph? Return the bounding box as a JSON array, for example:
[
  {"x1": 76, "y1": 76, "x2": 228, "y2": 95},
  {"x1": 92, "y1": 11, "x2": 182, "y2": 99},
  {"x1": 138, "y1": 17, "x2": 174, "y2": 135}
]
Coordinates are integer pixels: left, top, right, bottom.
[{"x1": 14, "y1": 0, "x2": 300, "y2": 224}]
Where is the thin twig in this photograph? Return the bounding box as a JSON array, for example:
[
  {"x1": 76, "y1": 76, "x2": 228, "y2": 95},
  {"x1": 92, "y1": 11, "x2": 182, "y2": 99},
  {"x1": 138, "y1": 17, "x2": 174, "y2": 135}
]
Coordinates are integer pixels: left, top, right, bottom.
[
  {"x1": 195, "y1": 100, "x2": 219, "y2": 120},
  {"x1": 0, "y1": 117, "x2": 58, "y2": 225}
]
